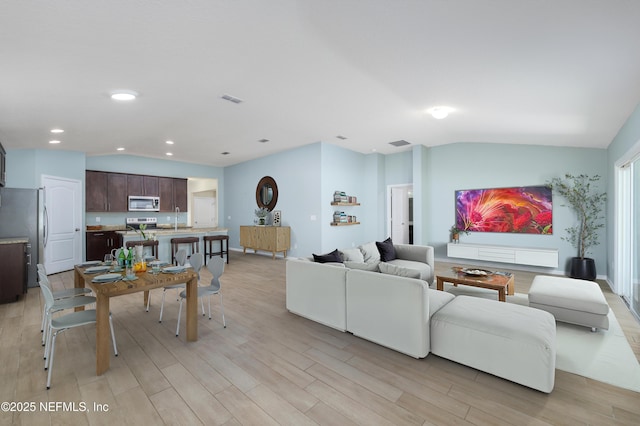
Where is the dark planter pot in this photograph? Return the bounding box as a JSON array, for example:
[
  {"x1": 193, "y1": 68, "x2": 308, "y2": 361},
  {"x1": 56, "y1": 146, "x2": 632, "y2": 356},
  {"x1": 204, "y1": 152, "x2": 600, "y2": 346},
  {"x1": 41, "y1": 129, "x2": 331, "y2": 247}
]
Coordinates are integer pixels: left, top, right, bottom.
[{"x1": 569, "y1": 257, "x2": 596, "y2": 281}]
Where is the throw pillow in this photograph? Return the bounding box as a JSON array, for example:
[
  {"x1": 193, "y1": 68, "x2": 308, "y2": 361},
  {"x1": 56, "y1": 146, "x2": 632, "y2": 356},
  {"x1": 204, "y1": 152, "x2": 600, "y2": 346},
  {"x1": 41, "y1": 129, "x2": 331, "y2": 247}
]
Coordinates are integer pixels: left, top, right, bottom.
[
  {"x1": 340, "y1": 248, "x2": 365, "y2": 263},
  {"x1": 344, "y1": 261, "x2": 380, "y2": 272},
  {"x1": 376, "y1": 237, "x2": 397, "y2": 262},
  {"x1": 313, "y1": 249, "x2": 343, "y2": 264},
  {"x1": 379, "y1": 262, "x2": 421, "y2": 279},
  {"x1": 359, "y1": 242, "x2": 381, "y2": 264}
]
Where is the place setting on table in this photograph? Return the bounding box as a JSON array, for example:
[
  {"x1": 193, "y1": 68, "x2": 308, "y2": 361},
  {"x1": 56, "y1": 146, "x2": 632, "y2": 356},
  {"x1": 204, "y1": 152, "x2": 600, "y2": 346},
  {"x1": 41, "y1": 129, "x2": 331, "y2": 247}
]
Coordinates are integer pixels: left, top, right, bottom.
[{"x1": 75, "y1": 254, "x2": 191, "y2": 284}]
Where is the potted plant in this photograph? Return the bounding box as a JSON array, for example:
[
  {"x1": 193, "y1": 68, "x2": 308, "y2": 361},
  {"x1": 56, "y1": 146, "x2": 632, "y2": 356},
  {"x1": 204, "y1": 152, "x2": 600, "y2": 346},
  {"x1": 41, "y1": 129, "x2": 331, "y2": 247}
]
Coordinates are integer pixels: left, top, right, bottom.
[
  {"x1": 449, "y1": 224, "x2": 469, "y2": 243},
  {"x1": 255, "y1": 207, "x2": 270, "y2": 226},
  {"x1": 548, "y1": 174, "x2": 606, "y2": 280}
]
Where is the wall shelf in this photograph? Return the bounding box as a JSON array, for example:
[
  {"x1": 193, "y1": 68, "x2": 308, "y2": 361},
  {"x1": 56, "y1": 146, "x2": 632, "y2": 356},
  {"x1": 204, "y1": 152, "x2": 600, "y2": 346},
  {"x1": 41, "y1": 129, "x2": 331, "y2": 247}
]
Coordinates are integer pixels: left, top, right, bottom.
[
  {"x1": 330, "y1": 222, "x2": 360, "y2": 226},
  {"x1": 331, "y1": 202, "x2": 361, "y2": 206}
]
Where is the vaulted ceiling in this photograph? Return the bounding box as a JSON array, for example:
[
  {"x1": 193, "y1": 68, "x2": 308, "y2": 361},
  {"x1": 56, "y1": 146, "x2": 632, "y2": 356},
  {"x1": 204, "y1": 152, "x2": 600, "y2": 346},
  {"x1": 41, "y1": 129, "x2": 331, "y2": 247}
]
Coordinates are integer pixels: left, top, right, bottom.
[{"x1": 1, "y1": 1, "x2": 639, "y2": 167}]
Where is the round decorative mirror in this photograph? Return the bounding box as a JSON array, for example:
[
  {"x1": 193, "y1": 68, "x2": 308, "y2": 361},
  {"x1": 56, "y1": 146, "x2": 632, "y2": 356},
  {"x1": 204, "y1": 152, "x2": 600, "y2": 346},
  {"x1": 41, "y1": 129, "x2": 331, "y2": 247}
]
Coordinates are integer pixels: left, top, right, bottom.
[{"x1": 256, "y1": 176, "x2": 278, "y2": 211}]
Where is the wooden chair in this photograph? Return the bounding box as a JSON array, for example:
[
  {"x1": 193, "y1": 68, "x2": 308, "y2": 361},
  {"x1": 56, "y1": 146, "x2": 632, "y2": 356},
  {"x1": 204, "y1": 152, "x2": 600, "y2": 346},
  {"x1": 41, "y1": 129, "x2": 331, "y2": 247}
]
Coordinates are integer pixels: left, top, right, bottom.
[
  {"x1": 203, "y1": 235, "x2": 229, "y2": 264},
  {"x1": 125, "y1": 239, "x2": 159, "y2": 260}
]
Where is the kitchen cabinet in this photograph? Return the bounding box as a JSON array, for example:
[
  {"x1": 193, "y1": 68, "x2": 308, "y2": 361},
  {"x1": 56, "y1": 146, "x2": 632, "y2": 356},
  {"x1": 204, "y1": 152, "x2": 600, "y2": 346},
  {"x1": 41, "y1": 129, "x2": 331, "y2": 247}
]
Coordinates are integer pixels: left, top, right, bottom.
[
  {"x1": 86, "y1": 231, "x2": 122, "y2": 261},
  {"x1": 240, "y1": 226, "x2": 290, "y2": 259},
  {"x1": 127, "y1": 174, "x2": 159, "y2": 197},
  {"x1": 0, "y1": 241, "x2": 27, "y2": 303},
  {"x1": 87, "y1": 170, "x2": 185, "y2": 212},
  {"x1": 159, "y1": 177, "x2": 188, "y2": 212},
  {"x1": 86, "y1": 171, "x2": 127, "y2": 212}
]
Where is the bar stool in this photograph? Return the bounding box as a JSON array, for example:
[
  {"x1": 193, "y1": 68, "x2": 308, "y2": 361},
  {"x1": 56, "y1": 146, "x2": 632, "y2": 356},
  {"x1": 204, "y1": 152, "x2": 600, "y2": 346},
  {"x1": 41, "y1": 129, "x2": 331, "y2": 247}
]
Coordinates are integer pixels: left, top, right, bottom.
[
  {"x1": 170, "y1": 237, "x2": 199, "y2": 264},
  {"x1": 204, "y1": 235, "x2": 229, "y2": 264},
  {"x1": 125, "y1": 240, "x2": 159, "y2": 259}
]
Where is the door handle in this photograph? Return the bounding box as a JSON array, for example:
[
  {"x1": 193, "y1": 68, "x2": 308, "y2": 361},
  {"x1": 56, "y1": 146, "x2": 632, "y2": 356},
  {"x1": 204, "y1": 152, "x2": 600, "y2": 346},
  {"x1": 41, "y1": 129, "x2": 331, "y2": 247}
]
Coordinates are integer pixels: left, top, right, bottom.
[{"x1": 75, "y1": 228, "x2": 81, "y2": 232}]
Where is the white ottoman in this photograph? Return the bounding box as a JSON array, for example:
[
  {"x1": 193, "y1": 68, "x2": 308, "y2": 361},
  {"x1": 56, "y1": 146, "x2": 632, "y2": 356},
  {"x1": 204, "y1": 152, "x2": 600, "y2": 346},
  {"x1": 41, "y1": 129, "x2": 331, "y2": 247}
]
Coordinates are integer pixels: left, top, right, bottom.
[
  {"x1": 430, "y1": 295, "x2": 556, "y2": 393},
  {"x1": 528, "y1": 275, "x2": 609, "y2": 331}
]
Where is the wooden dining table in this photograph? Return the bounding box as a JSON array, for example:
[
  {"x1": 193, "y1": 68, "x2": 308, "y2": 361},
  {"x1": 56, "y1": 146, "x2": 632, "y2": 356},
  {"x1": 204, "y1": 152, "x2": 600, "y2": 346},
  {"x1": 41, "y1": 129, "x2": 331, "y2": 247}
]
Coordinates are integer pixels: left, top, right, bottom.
[{"x1": 74, "y1": 265, "x2": 198, "y2": 375}]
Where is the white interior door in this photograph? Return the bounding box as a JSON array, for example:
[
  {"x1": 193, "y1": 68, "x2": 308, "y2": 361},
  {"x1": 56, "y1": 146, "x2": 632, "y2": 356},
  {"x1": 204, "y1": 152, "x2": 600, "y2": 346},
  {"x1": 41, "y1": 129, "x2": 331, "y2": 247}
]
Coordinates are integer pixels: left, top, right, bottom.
[
  {"x1": 43, "y1": 175, "x2": 82, "y2": 273},
  {"x1": 193, "y1": 196, "x2": 216, "y2": 228},
  {"x1": 390, "y1": 186, "x2": 410, "y2": 244}
]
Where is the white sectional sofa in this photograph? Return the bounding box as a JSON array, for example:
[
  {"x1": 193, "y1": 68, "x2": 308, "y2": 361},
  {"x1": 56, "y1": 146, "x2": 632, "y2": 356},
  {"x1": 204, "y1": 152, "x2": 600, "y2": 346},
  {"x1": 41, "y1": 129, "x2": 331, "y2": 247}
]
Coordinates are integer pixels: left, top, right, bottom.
[{"x1": 286, "y1": 245, "x2": 557, "y2": 393}]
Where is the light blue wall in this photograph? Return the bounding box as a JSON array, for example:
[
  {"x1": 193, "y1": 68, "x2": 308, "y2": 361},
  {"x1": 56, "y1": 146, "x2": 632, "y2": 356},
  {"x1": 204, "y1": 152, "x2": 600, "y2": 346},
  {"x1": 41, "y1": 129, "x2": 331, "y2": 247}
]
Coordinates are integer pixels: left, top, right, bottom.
[
  {"x1": 224, "y1": 143, "x2": 322, "y2": 257},
  {"x1": 425, "y1": 143, "x2": 607, "y2": 274},
  {"x1": 320, "y1": 143, "x2": 367, "y2": 253},
  {"x1": 606, "y1": 102, "x2": 640, "y2": 287},
  {"x1": 384, "y1": 151, "x2": 413, "y2": 185},
  {"x1": 6, "y1": 149, "x2": 85, "y2": 188}
]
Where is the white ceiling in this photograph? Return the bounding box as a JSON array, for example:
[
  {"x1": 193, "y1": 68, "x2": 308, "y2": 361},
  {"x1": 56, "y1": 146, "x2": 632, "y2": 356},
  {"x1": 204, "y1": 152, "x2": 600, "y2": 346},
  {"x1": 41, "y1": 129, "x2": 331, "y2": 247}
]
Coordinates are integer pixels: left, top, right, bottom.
[{"x1": 1, "y1": 1, "x2": 640, "y2": 167}]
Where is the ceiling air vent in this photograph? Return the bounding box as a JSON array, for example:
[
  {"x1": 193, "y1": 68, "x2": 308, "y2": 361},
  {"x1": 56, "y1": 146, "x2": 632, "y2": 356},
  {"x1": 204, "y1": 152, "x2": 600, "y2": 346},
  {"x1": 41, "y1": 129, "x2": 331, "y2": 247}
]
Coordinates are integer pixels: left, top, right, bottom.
[
  {"x1": 389, "y1": 140, "x2": 411, "y2": 147},
  {"x1": 221, "y1": 94, "x2": 243, "y2": 104}
]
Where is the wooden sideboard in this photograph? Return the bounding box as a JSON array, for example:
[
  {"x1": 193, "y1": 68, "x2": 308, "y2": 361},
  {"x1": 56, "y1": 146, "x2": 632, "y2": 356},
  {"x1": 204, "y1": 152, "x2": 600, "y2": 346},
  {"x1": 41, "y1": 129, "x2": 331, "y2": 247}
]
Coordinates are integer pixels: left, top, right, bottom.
[{"x1": 240, "y1": 226, "x2": 290, "y2": 259}]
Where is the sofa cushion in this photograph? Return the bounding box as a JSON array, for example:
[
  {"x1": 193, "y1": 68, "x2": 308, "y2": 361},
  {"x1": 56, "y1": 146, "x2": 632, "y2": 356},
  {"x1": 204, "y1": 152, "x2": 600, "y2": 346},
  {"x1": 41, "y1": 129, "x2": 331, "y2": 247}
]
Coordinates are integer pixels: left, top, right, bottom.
[
  {"x1": 313, "y1": 249, "x2": 343, "y2": 264},
  {"x1": 359, "y1": 242, "x2": 381, "y2": 264},
  {"x1": 386, "y1": 259, "x2": 431, "y2": 282},
  {"x1": 376, "y1": 237, "x2": 397, "y2": 261},
  {"x1": 379, "y1": 262, "x2": 420, "y2": 278},
  {"x1": 427, "y1": 289, "x2": 455, "y2": 319},
  {"x1": 344, "y1": 261, "x2": 380, "y2": 272},
  {"x1": 340, "y1": 248, "x2": 365, "y2": 263}
]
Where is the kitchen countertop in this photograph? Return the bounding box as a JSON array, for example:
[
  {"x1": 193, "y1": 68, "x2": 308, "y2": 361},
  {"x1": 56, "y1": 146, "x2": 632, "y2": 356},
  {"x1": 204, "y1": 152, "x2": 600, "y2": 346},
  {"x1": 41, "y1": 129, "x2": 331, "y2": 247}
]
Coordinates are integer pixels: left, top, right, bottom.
[
  {"x1": 0, "y1": 237, "x2": 29, "y2": 245},
  {"x1": 117, "y1": 227, "x2": 228, "y2": 236}
]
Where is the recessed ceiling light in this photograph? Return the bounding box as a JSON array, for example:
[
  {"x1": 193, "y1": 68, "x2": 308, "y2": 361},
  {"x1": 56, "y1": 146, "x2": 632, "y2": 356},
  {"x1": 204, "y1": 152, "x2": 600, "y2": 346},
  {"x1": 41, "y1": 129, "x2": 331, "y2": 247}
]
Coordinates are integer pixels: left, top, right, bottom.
[
  {"x1": 166, "y1": 152, "x2": 173, "y2": 156},
  {"x1": 50, "y1": 128, "x2": 64, "y2": 134},
  {"x1": 111, "y1": 90, "x2": 138, "y2": 101},
  {"x1": 49, "y1": 140, "x2": 61, "y2": 144},
  {"x1": 117, "y1": 147, "x2": 125, "y2": 151},
  {"x1": 427, "y1": 106, "x2": 453, "y2": 119},
  {"x1": 336, "y1": 135, "x2": 348, "y2": 140},
  {"x1": 258, "y1": 139, "x2": 269, "y2": 143},
  {"x1": 221, "y1": 152, "x2": 230, "y2": 155},
  {"x1": 165, "y1": 140, "x2": 174, "y2": 145}
]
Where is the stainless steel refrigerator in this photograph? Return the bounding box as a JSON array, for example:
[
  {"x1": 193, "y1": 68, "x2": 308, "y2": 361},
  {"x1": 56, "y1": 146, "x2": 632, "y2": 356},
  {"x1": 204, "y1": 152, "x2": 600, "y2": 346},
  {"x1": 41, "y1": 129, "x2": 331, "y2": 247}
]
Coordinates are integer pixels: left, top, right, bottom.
[{"x1": 0, "y1": 187, "x2": 42, "y2": 288}]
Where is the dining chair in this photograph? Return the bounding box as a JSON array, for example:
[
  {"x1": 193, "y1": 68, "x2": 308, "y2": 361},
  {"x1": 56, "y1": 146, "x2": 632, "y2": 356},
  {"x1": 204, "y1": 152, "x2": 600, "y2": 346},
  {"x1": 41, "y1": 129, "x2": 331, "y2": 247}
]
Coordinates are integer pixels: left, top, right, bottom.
[
  {"x1": 175, "y1": 255, "x2": 226, "y2": 337},
  {"x1": 40, "y1": 283, "x2": 118, "y2": 389},
  {"x1": 37, "y1": 264, "x2": 93, "y2": 333},
  {"x1": 157, "y1": 249, "x2": 189, "y2": 320},
  {"x1": 38, "y1": 271, "x2": 97, "y2": 350}
]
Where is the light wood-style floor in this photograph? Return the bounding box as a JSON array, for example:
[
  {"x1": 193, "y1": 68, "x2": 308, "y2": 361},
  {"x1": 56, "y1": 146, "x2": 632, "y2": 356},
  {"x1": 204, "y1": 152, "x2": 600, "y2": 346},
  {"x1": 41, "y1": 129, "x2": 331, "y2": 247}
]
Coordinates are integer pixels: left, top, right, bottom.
[{"x1": 1, "y1": 254, "x2": 639, "y2": 425}]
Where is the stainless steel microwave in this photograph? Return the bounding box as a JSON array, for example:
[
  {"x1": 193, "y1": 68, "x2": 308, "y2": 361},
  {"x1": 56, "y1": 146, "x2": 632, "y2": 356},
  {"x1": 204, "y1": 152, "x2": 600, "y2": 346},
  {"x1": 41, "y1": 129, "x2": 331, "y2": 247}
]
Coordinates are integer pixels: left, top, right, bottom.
[{"x1": 128, "y1": 196, "x2": 160, "y2": 211}]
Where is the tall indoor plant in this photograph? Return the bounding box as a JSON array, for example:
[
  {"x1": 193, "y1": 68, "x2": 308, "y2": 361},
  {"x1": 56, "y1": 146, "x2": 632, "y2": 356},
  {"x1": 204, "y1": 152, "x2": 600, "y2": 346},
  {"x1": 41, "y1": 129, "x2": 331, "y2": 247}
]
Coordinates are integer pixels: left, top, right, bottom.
[{"x1": 548, "y1": 174, "x2": 606, "y2": 280}]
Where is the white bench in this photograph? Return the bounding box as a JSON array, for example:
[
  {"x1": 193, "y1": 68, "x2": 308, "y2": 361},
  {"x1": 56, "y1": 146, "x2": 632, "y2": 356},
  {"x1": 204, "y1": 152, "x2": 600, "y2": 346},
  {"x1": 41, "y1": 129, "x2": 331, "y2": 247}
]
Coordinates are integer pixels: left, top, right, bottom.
[
  {"x1": 430, "y1": 295, "x2": 556, "y2": 393},
  {"x1": 528, "y1": 275, "x2": 609, "y2": 331}
]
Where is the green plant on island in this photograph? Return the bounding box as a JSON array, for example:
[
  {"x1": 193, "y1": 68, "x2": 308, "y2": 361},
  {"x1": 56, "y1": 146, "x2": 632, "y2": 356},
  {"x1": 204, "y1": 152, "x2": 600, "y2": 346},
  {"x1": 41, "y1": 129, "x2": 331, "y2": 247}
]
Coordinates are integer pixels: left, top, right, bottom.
[{"x1": 127, "y1": 223, "x2": 148, "y2": 240}]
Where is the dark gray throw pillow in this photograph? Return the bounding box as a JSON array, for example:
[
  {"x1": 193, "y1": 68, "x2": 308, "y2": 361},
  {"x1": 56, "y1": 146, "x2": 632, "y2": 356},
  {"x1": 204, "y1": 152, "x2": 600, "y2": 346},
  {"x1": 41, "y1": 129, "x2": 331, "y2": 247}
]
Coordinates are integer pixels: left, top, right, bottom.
[
  {"x1": 313, "y1": 249, "x2": 343, "y2": 263},
  {"x1": 376, "y1": 237, "x2": 396, "y2": 262}
]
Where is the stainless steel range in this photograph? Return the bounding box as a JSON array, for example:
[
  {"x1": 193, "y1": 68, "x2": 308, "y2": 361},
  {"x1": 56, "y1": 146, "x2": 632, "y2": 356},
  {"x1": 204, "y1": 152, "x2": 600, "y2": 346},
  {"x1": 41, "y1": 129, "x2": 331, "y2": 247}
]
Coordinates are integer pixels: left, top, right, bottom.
[{"x1": 126, "y1": 217, "x2": 158, "y2": 230}]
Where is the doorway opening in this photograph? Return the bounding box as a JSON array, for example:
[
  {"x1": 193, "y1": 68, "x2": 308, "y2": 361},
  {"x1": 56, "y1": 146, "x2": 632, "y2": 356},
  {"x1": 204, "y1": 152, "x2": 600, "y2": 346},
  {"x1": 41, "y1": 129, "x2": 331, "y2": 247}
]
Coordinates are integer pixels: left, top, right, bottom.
[{"x1": 387, "y1": 184, "x2": 413, "y2": 244}]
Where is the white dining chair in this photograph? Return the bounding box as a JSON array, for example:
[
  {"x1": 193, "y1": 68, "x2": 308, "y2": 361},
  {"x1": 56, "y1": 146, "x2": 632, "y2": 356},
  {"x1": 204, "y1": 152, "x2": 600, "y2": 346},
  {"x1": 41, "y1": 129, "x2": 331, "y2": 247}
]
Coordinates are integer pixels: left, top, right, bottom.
[
  {"x1": 176, "y1": 255, "x2": 226, "y2": 336},
  {"x1": 40, "y1": 283, "x2": 118, "y2": 389},
  {"x1": 38, "y1": 271, "x2": 96, "y2": 350},
  {"x1": 157, "y1": 249, "x2": 188, "y2": 320},
  {"x1": 37, "y1": 264, "x2": 93, "y2": 333}
]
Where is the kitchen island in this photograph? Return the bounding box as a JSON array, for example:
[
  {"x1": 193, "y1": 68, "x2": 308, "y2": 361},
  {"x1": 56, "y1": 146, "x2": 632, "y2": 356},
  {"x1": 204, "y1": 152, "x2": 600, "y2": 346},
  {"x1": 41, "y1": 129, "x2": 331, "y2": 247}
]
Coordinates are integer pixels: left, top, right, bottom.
[{"x1": 116, "y1": 227, "x2": 228, "y2": 263}]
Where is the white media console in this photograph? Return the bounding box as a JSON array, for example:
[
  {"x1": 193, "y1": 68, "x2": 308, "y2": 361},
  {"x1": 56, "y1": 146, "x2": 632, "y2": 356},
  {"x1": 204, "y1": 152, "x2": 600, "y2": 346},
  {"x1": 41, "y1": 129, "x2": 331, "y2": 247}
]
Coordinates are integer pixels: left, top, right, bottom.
[{"x1": 447, "y1": 243, "x2": 558, "y2": 268}]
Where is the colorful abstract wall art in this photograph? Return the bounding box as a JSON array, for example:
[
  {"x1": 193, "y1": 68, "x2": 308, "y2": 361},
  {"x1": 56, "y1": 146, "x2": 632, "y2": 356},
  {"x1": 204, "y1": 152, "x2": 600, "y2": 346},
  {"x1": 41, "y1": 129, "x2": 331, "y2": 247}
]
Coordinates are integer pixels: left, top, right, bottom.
[{"x1": 455, "y1": 186, "x2": 553, "y2": 234}]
